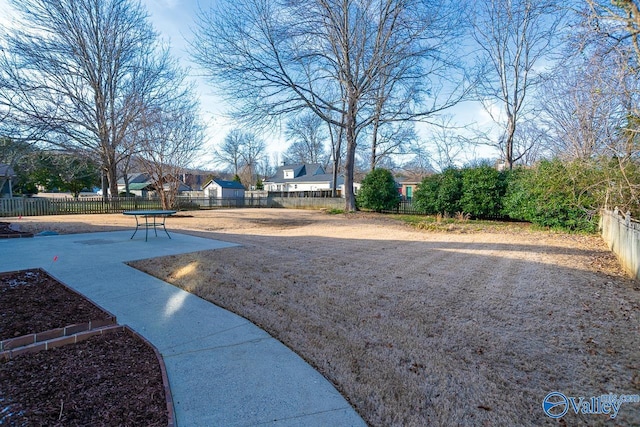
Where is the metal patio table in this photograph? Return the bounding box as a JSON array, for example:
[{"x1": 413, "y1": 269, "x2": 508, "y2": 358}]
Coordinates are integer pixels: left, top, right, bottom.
[{"x1": 122, "y1": 210, "x2": 177, "y2": 241}]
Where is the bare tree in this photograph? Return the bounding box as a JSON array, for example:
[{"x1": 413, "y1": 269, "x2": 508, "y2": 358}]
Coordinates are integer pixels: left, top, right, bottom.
[
  {"x1": 134, "y1": 93, "x2": 205, "y2": 209},
  {"x1": 192, "y1": 0, "x2": 468, "y2": 211},
  {"x1": 359, "y1": 121, "x2": 418, "y2": 170},
  {"x1": 0, "y1": 0, "x2": 184, "y2": 197},
  {"x1": 216, "y1": 129, "x2": 247, "y2": 176},
  {"x1": 238, "y1": 133, "x2": 266, "y2": 188},
  {"x1": 584, "y1": 0, "x2": 640, "y2": 67},
  {"x1": 472, "y1": 0, "x2": 565, "y2": 169},
  {"x1": 539, "y1": 56, "x2": 621, "y2": 159},
  {"x1": 284, "y1": 112, "x2": 329, "y2": 166},
  {"x1": 215, "y1": 129, "x2": 266, "y2": 188}
]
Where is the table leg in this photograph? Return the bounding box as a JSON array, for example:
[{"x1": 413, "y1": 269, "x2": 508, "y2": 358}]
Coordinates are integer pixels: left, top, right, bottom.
[
  {"x1": 130, "y1": 215, "x2": 140, "y2": 239},
  {"x1": 161, "y1": 215, "x2": 172, "y2": 239}
]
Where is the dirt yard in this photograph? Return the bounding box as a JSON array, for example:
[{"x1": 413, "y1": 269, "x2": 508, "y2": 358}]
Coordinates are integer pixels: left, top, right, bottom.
[{"x1": 11, "y1": 209, "x2": 640, "y2": 426}]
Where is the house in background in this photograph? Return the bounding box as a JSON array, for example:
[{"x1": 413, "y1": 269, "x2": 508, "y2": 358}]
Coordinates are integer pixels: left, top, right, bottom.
[
  {"x1": 118, "y1": 173, "x2": 152, "y2": 197},
  {"x1": 203, "y1": 179, "x2": 245, "y2": 199},
  {"x1": 181, "y1": 169, "x2": 217, "y2": 191},
  {"x1": 263, "y1": 163, "x2": 357, "y2": 196},
  {"x1": 397, "y1": 180, "x2": 421, "y2": 201},
  {"x1": 0, "y1": 164, "x2": 16, "y2": 198},
  {"x1": 117, "y1": 173, "x2": 191, "y2": 197}
]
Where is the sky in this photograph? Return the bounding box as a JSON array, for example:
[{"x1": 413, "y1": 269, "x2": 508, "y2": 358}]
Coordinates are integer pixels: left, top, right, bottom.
[
  {"x1": 141, "y1": 0, "x2": 499, "y2": 168},
  {"x1": 0, "y1": 0, "x2": 260, "y2": 168},
  {"x1": 141, "y1": 0, "x2": 245, "y2": 166},
  {"x1": 0, "y1": 0, "x2": 499, "y2": 170}
]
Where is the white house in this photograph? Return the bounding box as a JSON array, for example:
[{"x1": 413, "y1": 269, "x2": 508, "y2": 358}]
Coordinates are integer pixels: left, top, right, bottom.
[
  {"x1": 263, "y1": 163, "x2": 357, "y2": 196},
  {"x1": 203, "y1": 179, "x2": 246, "y2": 199}
]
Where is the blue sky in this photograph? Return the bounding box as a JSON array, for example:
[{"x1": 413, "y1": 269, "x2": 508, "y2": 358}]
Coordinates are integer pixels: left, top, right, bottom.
[
  {"x1": 0, "y1": 0, "x2": 254, "y2": 166},
  {"x1": 141, "y1": 0, "x2": 498, "y2": 166},
  {"x1": 142, "y1": 0, "x2": 244, "y2": 165},
  {"x1": 0, "y1": 0, "x2": 499, "y2": 169}
]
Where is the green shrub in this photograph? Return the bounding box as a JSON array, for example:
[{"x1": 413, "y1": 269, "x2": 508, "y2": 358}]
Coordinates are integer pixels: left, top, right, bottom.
[
  {"x1": 356, "y1": 168, "x2": 399, "y2": 212},
  {"x1": 411, "y1": 157, "x2": 635, "y2": 232},
  {"x1": 502, "y1": 159, "x2": 599, "y2": 232},
  {"x1": 436, "y1": 168, "x2": 463, "y2": 215},
  {"x1": 460, "y1": 165, "x2": 506, "y2": 218},
  {"x1": 413, "y1": 168, "x2": 463, "y2": 215},
  {"x1": 175, "y1": 200, "x2": 201, "y2": 210},
  {"x1": 412, "y1": 174, "x2": 440, "y2": 214}
]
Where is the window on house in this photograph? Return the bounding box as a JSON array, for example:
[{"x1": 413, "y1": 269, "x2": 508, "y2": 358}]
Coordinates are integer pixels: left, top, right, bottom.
[{"x1": 284, "y1": 170, "x2": 294, "y2": 179}]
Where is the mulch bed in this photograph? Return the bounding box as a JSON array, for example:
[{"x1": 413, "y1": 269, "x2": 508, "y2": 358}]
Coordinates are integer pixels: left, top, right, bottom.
[
  {"x1": 0, "y1": 269, "x2": 170, "y2": 426},
  {"x1": 0, "y1": 269, "x2": 112, "y2": 340},
  {"x1": 0, "y1": 221, "x2": 33, "y2": 238},
  {"x1": 0, "y1": 330, "x2": 168, "y2": 426}
]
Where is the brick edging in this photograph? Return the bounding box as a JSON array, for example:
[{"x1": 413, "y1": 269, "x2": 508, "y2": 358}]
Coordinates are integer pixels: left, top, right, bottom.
[
  {"x1": 125, "y1": 327, "x2": 177, "y2": 427},
  {"x1": 0, "y1": 324, "x2": 126, "y2": 360},
  {"x1": 0, "y1": 268, "x2": 118, "y2": 352},
  {"x1": 0, "y1": 268, "x2": 175, "y2": 427},
  {"x1": 0, "y1": 325, "x2": 176, "y2": 427},
  {"x1": 0, "y1": 317, "x2": 117, "y2": 351},
  {"x1": 0, "y1": 232, "x2": 34, "y2": 238}
]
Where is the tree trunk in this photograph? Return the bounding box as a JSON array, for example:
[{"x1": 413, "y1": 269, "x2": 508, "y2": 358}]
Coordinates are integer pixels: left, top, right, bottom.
[
  {"x1": 330, "y1": 124, "x2": 343, "y2": 198},
  {"x1": 107, "y1": 165, "x2": 118, "y2": 198},
  {"x1": 343, "y1": 101, "x2": 358, "y2": 211},
  {"x1": 344, "y1": 136, "x2": 357, "y2": 211},
  {"x1": 505, "y1": 115, "x2": 516, "y2": 170},
  {"x1": 101, "y1": 169, "x2": 109, "y2": 201},
  {"x1": 370, "y1": 118, "x2": 379, "y2": 171},
  {"x1": 124, "y1": 174, "x2": 130, "y2": 197}
]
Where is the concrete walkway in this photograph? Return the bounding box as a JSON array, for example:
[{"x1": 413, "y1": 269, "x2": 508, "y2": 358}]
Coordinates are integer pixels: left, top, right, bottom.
[{"x1": 0, "y1": 231, "x2": 366, "y2": 426}]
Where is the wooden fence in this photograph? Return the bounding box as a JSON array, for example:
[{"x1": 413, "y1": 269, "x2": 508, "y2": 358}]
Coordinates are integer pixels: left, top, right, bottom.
[
  {"x1": 0, "y1": 197, "x2": 163, "y2": 217},
  {"x1": 600, "y1": 208, "x2": 640, "y2": 280},
  {"x1": 0, "y1": 195, "x2": 345, "y2": 217}
]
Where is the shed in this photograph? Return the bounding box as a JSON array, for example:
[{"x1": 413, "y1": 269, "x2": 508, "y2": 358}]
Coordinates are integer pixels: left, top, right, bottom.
[{"x1": 203, "y1": 179, "x2": 245, "y2": 199}]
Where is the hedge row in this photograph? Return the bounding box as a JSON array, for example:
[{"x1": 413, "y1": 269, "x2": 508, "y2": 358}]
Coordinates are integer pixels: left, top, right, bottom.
[{"x1": 409, "y1": 158, "x2": 638, "y2": 232}]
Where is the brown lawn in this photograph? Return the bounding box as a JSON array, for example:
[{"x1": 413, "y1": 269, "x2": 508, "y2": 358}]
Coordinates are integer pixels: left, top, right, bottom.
[{"x1": 13, "y1": 209, "x2": 640, "y2": 426}]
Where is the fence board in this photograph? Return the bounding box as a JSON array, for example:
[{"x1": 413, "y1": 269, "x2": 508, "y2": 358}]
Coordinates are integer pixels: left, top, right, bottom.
[
  {"x1": 0, "y1": 195, "x2": 347, "y2": 216},
  {"x1": 0, "y1": 197, "x2": 164, "y2": 217},
  {"x1": 600, "y1": 209, "x2": 640, "y2": 280}
]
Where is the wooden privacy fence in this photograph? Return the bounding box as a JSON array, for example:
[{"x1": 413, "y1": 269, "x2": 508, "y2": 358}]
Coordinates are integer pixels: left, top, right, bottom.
[
  {"x1": 0, "y1": 197, "x2": 163, "y2": 217},
  {"x1": 267, "y1": 197, "x2": 344, "y2": 210},
  {"x1": 600, "y1": 208, "x2": 640, "y2": 280},
  {"x1": 0, "y1": 195, "x2": 347, "y2": 216}
]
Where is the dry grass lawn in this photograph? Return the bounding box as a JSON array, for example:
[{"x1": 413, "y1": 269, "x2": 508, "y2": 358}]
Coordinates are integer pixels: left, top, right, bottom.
[{"x1": 13, "y1": 209, "x2": 640, "y2": 426}]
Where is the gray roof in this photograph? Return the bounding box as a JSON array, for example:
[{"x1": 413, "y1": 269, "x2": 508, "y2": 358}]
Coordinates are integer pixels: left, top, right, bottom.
[
  {"x1": 206, "y1": 179, "x2": 245, "y2": 190},
  {"x1": 0, "y1": 164, "x2": 16, "y2": 177},
  {"x1": 266, "y1": 163, "x2": 328, "y2": 183},
  {"x1": 117, "y1": 173, "x2": 149, "y2": 185}
]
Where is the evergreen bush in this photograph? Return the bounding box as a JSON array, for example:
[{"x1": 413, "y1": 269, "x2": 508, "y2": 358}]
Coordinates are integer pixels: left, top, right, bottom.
[{"x1": 356, "y1": 168, "x2": 400, "y2": 212}]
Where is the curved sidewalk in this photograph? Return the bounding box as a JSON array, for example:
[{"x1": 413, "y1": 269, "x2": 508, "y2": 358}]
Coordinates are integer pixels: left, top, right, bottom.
[{"x1": 0, "y1": 231, "x2": 366, "y2": 426}]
